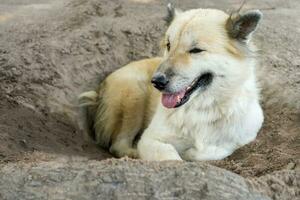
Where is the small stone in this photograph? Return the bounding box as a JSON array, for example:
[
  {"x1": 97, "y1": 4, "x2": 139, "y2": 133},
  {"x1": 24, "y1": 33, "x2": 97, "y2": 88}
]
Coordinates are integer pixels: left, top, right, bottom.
[
  {"x1": 19, "y1": 139, "x2": 28, "y2": 148},
  {"x1": 286, "y1": 162, "x2": 296, "y2": 170}
]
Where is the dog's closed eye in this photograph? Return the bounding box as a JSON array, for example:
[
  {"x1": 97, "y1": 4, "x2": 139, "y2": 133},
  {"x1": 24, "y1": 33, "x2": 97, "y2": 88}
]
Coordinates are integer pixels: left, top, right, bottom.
[
  {"x1": 166, "y1": 41, "x2": 171, "y2": 51},
  {"x1": 189, "y1": 48, "x2": 205, "y2": 54}
]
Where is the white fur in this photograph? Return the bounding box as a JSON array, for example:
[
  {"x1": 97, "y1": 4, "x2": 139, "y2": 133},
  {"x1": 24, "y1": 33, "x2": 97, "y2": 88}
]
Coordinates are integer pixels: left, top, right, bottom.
[
  {"x1": 138, "y1": 73, "x2": 263, "y2": 161},
  {"x1": 137, "y1": 8, "x2": 263, "y2": 161}
]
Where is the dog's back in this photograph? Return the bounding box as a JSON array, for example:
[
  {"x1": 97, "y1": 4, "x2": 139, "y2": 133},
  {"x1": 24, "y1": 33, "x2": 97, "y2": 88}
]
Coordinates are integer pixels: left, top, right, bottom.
[{"x1": 79, "y1": 58, "x2": 161, "y2": 157}]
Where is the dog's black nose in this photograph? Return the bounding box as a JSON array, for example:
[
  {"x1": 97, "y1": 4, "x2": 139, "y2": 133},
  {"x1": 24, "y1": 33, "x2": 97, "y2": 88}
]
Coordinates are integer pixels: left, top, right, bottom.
[{"x1": 151, "y1": 73, "x2": 169, "y2": 91}]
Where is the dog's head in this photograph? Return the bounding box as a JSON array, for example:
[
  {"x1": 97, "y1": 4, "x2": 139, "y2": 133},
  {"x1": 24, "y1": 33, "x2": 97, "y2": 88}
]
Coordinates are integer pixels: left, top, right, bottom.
[{"x1": 152, "y1": 4, "x2": 262, "y2": 109}]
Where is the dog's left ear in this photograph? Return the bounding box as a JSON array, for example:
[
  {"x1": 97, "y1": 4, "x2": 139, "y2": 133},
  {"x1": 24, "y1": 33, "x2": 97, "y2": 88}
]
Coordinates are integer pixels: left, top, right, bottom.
[
  {"x1": 164, "y1": 3, "x2": 181, "y2": 26},
  {"x1": 226, "y1": 10, "x2": 263, "y2": 42}
]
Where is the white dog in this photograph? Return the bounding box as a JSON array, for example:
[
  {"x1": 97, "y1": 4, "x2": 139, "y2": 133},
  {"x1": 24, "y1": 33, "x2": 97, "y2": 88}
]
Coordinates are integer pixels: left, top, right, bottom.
[{"x1": 79, "y1": 4, "x2": 264, "y2": 161}]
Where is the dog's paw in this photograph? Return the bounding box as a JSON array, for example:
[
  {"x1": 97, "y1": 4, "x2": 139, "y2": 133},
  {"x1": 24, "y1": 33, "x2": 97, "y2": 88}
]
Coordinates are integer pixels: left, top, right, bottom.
[
  {"x1": 182, "y1": 148, "x2": 198, "y2": 161},
  {"x1": 109, "y1": 146, "x2": 139, "y2": 159},
  {"x1": 123, "y1": 148, "x2": 139, "y2": 159}
]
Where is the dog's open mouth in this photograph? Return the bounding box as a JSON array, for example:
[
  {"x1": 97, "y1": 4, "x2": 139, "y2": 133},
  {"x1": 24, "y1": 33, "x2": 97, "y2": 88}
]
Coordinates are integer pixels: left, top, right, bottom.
[{"x1": 161, "y1": 72, "x2": 213, "y2": 108}]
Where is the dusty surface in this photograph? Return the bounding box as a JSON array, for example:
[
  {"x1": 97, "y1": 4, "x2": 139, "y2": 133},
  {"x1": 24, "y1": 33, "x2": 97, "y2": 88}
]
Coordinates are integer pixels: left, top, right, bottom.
[
  {"x1": 0, "y1": 158, "x2": 272, "y2": 200},
  {"x1": 0, "y1": 0, "x2": 299, "y2": 199},
  {"x1": 1, "y1": 157, "x2": 299, "y2": 200}
]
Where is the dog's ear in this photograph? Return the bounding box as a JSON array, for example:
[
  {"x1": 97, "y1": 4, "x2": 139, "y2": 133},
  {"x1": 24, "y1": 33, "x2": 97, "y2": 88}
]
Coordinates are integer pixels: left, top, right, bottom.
[
  {"x1": 164, "y1": 3, "x2": 180, "y2": 26},
  {"x1": 226, "y1": 10, "x2": 262, "y2": 42}
]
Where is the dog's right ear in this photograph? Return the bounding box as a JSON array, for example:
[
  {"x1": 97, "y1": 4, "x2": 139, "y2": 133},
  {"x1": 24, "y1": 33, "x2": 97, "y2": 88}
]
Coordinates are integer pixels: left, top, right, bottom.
[{"x1": 164, "y1": 3, "x2": 180, "y2": 26}]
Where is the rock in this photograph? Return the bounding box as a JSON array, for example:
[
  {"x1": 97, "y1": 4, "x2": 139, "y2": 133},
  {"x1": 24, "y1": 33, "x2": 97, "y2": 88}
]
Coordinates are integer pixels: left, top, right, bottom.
[
  {"x1": 286, "y1": 162, "x2": 296, "y2": 170},
  {"x1": 0, "y1": 158, "x2": 271, "y2": 200}
]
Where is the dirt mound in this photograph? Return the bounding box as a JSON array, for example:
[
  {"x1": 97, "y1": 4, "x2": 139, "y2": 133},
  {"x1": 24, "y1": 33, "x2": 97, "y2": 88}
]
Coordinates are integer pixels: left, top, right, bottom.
[
  {"x1": 0, "y1": 0, "x2": 167, "y2": 163},
  {"x1": 0, "y1": 0, "x2": 299, "y2": 199}
]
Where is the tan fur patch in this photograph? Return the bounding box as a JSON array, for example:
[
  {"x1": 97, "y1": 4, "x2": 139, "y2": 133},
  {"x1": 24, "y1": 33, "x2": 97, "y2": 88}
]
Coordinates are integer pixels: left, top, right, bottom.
[
  {"x1": 0, "y1": 15, "x2": 11, "y2": 22},
  {"x1": 170, "y1": 53, "x2": 190, "y2": 67},
  {"x1": 80, "y1": 58, "x2": 162, "y2": 157},
  {"x1": 225, "y1": 40, "x2": 245, "y2": 59}
]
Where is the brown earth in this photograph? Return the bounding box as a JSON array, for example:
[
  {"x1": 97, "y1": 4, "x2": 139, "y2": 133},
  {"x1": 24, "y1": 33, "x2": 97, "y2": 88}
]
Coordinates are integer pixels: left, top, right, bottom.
[{"x1": 0, "y1": 0, "x2": 299, "y2": 199}]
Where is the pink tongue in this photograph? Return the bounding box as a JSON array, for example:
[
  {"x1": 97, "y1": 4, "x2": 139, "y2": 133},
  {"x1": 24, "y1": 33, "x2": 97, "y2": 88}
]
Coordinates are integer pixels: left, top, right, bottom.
[{"x1": 162, "y1": 90, "x2": 186, "y2": 108}]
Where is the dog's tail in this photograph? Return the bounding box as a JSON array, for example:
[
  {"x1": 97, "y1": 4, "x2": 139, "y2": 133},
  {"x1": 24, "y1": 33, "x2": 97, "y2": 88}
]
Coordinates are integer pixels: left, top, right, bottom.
[
  {"x1": 78, "y1": 84, "x2": 118, "y2": 149},
  {"x1": 78, "y1": 90, "x2": 99, "y2": 142}
]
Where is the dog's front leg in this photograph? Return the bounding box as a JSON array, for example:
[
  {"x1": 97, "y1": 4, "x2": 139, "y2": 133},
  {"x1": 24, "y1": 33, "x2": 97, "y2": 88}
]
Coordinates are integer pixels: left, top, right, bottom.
[
  {"x1": 138, "y1": 137, "x2": 182, "y2": 161},
  {"x1": 138, "y1": 108, "x2": 182, "y2": 161}
]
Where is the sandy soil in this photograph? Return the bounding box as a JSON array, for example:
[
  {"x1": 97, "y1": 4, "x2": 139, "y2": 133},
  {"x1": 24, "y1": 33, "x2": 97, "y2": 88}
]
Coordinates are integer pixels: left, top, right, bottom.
[{"x1": 0, "y1": 0, "x2": 299, "y2": 179}]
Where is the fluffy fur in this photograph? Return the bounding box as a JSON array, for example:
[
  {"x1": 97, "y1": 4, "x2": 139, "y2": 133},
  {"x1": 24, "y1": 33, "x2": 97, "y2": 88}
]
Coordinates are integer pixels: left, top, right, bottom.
[{"x1": 79, "y1": 5, "x2": 264, "y2": 161}]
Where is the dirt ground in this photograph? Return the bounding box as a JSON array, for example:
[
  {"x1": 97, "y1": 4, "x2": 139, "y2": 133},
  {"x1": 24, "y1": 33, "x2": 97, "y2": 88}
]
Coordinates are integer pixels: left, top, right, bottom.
[{"x1": 0, "y1": 0, "x2": 299, "y2": 180}]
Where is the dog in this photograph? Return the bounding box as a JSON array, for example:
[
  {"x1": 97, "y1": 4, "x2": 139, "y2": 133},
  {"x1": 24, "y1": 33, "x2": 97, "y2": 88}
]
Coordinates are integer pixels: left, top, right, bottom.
[{"x1": 79, "y1": 4, "x2": 264, "y2": 161}]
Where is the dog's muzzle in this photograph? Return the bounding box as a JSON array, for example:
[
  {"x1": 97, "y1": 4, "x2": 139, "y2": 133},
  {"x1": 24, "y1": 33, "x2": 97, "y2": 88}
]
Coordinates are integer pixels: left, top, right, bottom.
[{"x1": 151, "y1": 71, "x2": 214, "y2": 109}]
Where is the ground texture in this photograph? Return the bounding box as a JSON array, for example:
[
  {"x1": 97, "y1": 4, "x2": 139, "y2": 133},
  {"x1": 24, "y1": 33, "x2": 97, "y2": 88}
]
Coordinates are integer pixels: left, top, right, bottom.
[{"x1": 0, "y1": 0, "x2": 299, "y2": 199}]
